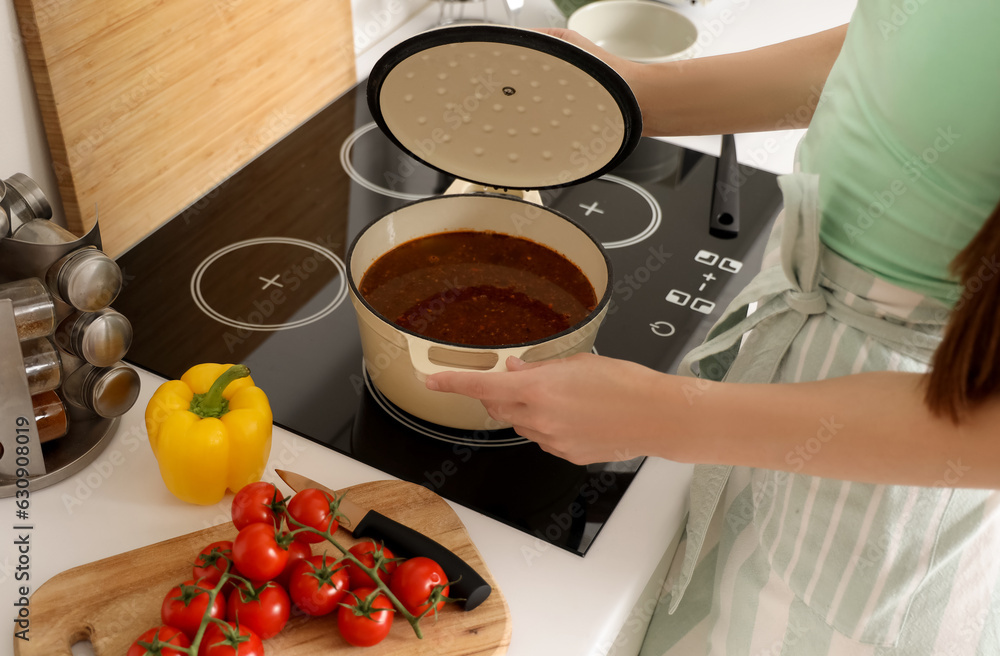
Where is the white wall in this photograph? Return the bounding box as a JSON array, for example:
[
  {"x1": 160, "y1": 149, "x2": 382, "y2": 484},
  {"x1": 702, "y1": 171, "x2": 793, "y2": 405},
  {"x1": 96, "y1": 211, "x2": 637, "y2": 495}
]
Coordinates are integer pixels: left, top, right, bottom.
[{"x1": 1, "y1": 0, "x2": 66, "y2": 224}]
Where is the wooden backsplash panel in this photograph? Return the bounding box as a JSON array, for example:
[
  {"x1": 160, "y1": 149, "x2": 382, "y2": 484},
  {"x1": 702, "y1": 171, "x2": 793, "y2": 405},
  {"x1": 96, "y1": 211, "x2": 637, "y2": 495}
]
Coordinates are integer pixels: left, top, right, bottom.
[{"x1": 13, "y1": 0, "x2": 356, "y2": 255}]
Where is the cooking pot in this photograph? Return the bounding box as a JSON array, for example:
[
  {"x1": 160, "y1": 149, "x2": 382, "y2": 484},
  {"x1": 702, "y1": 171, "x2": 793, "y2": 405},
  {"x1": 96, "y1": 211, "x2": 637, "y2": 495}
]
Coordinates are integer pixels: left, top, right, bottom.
[{"x1": 348, "y1": 24, "x2": 641, "y2": 430}]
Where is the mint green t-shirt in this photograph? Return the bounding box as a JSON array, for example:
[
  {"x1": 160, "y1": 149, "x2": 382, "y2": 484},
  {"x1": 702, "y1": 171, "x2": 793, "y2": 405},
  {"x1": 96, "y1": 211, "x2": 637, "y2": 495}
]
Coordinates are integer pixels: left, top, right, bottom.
[{"x1": 799, "y1": 0, "x2": 1000, "y2": 305}]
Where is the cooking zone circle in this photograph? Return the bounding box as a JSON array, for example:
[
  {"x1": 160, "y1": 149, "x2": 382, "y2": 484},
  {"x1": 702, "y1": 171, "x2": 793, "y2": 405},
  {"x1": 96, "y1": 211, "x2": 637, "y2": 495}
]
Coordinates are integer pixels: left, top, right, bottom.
[
  {"x1": 341, "y1": 122, "x2": 662, "y2": 249},
  {"x1": 191, "y1": 237, "x2": 348, "y2": 331}
]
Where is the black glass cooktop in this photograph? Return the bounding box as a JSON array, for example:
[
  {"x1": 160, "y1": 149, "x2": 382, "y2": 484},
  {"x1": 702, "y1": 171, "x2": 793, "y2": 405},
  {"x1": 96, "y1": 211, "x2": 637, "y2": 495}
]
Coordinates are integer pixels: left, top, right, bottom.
[{"x1": 114, "y1": 81, "x2": 782, "y2": 555}]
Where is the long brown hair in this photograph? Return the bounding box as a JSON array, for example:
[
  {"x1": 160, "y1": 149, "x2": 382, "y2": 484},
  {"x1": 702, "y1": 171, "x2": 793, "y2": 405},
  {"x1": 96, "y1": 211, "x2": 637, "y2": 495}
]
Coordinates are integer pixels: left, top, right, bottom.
[{"x1": 925, "y1": 198, "x2": 1000, "y2": 422}]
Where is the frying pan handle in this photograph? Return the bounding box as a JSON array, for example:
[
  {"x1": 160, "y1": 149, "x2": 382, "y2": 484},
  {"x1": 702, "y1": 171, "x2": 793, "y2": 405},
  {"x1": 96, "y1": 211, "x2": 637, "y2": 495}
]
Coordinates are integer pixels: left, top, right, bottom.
[{"x1": 404, "y1": 334, "x2": 527, "y2": 381}]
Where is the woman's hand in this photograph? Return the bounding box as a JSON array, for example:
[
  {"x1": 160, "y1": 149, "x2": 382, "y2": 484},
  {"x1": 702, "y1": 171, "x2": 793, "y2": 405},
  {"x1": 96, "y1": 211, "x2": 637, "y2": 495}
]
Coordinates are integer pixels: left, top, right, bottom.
[
  {"x1": 425, "y1": 352, "x2": 679, "y2": 464},
  {"x1": 536, "y1": 27, "x2": 641, "y2": 85}
]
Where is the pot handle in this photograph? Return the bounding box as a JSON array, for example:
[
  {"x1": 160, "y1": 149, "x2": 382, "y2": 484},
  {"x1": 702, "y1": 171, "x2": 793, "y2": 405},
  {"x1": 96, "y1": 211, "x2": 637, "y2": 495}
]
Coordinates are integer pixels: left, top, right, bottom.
[
  {"x1": 443, "y1": 178, "x2": 543, "y2": 205},
  {"x1": 404, "y1": 334, "x2": 528, "y2": 381}
]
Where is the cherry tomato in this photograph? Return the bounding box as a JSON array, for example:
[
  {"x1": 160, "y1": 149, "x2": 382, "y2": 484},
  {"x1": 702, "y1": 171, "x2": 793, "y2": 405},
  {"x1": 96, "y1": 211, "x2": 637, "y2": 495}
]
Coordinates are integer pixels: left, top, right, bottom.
[
  {"x1": 231, "y1": 481, "x2": 284, "y2": 531},
  {"x1": 336, "y1": 588, "x2": 394, "y2": 647},
  {"x1": 197, "y1": 620, "x2": 264, "y2": 656},
  {"x1": 286, "y1": 488, "x2": 339, "y2": 543},
  {"x1": 287, "y1": 554, "x2": 349, "y2": 616},
  {"x1": 127, "y1": 625, "x2": 190, "y2": 656},
  {"x1": 160, "y1": 579, "x2": 227, "y2": 641},
  {"x1": 226, "y1": 580, "x2": 291, "y2": 640},
  {"x1": 273, "y1": 538, "x2": 312, "y2": 589},
  {"x1": 345, "y1": 541, "x2": 397, "y2": 590},
  {"x1": 192, "y1": 541, "x2": 234, "y2": 585},
  {"x1": 231, "y1": 522, "x2": 289, "y2": 581},
  {"x1": 389, "y1": 556, "x2": 450, "y2": 616}
]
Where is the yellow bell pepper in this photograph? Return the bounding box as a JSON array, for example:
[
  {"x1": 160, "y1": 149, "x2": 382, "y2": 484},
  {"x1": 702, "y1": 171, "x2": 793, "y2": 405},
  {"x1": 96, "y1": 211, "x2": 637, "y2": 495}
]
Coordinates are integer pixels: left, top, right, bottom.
[{"x1": 145, "y1": 363, "x2": 273, "y2": 505}]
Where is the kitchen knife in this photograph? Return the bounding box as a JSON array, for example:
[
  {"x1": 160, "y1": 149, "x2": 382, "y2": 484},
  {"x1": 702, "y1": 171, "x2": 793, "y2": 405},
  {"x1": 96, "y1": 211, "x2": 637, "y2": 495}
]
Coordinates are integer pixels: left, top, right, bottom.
[
  {"x1": 275, "y1": 469, "x2": 491, "y2": 611},
  {"x1": 709, "y1": 133, "x2": 740, "y2": 239}
]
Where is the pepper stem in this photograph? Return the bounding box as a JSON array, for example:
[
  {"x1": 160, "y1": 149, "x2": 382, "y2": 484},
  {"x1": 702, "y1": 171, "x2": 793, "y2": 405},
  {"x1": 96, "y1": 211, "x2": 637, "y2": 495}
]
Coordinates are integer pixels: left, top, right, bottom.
[{"x1": 189, "y1": 365, "x2": 251, "y2": 418}]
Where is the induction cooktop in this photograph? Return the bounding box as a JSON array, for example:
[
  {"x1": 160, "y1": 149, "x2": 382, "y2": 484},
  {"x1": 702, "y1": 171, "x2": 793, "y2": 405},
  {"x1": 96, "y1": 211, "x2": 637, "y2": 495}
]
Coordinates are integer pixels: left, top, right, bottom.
[{"x1": 113, "y1": 80, "x2": 782, "y2": 555}]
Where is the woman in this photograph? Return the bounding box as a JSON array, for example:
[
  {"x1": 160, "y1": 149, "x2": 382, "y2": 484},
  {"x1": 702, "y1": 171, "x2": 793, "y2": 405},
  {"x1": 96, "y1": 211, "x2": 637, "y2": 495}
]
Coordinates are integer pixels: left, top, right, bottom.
[{"x1": 426, "y1": 1, "x2": 1000, "y2": 654}]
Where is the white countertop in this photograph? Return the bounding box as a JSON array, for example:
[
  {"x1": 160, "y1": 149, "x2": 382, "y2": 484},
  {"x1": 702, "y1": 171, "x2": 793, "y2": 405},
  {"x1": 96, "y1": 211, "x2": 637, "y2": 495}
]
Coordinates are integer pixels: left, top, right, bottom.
[
  {"x1": 1, "y1": 1, "x2": 855, "y2": 654},
  {"x1": 1, "y1": 366, "x2": 691, "y2": 656}
]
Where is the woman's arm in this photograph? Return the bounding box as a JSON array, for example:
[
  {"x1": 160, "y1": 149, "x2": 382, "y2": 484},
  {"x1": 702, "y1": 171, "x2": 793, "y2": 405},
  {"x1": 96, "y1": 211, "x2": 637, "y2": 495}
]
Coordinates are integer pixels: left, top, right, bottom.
[
  {"x1": 542, "y1": 25, "x2": 849, "y2": 136},
  {"x1": 425, "y1": 354, "x2": 1000, "y2": 489},
  {"x1": 691, "y1": 369, "x2": 1000, "y2": 488}
]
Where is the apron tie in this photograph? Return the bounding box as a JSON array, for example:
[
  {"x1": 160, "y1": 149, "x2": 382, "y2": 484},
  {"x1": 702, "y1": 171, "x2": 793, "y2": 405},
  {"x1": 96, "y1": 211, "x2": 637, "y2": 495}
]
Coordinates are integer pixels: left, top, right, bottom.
[
  {"x1": 666, "y1": 171, "x2": 945, "y2": 613},
  {"x1": 785, "y1": 288, "x2": 827, "y2": 315}
]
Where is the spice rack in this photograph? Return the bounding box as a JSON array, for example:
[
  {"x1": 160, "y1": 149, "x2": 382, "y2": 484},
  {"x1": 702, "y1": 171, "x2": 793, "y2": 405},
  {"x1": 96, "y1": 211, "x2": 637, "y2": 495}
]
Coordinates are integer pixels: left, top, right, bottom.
[{"x1": 0, "y1": 214, "x2": 126, "y2": 496}]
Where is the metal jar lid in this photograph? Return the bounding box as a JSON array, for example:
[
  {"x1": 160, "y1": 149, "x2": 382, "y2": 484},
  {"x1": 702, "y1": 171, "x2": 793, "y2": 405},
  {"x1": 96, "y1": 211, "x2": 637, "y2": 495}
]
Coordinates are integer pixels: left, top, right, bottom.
[
  {"x1": 2, "y1": 172, "x2": 52, "y2": 221},
  {"x1": 367, "y1": 24, "x2": 642, "y2": 191},
  {"x1": 71, "y1": 362, "x2": 141, "y2": 418},
  {"x1": 56, "y1": 308, "x2": 134, "y2": 367},
  {"x1": 46, "y1": 247, "x2": 124, "y2": 312}
]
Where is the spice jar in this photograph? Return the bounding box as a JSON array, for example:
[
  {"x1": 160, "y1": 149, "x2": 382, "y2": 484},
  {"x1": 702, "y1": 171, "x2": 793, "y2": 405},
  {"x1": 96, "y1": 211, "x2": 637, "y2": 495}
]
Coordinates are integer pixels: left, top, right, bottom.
[
  {"x1": 61, "y1": 361, "x2": 141, "y2": 418},
  {"x1": 54, "y1": 308, "x2": 134, "y2": 367},
  {"x1": 31, "y1": 389, "x2": 70, "y2": 443},
  {"x1": 45, "y1": 248, "x2": 123, "y2": 312},
  {"x1": 1, "y1": 173, "x2": 53, "y2": 225},
  {"x1": 0, "y1": 278, "x2": 57, "y2": 341},
  {"x1": 20, "y1": 336, "x2": 62, "y2": 395},
  {"x1": 11, "y1": 220, "x2": 124, "y2": 312}
]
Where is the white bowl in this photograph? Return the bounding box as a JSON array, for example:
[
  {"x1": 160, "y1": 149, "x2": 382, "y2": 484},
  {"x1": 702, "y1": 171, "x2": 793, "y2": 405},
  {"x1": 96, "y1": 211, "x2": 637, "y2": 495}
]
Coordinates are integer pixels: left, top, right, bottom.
[{"x1": 567, "y1": 0, "x2": 699, "y2": 64}]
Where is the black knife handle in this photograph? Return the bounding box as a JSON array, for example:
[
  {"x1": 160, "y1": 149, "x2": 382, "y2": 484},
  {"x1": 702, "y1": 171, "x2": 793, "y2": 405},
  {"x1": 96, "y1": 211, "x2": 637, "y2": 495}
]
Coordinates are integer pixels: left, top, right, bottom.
[
  {"x1": 709, "y1": 133, "x2": 740, "y2": 239},
  {"x1": 354, "y1": 510, "x2": 492, "y2": 611}
]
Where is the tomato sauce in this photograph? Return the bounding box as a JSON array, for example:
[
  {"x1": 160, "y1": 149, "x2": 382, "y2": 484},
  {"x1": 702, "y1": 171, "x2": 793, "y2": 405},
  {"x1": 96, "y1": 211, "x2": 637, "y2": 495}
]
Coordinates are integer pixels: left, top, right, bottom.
[{"x1": 359, "y1": 231, "x2": 598, "y2": 346}]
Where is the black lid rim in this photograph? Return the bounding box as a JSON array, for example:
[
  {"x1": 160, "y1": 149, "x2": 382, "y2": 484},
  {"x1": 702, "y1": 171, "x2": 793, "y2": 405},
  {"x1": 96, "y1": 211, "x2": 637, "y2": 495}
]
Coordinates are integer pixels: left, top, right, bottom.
[{"x1": 366, "y1": 24, "x2": 643, "y2": 191}]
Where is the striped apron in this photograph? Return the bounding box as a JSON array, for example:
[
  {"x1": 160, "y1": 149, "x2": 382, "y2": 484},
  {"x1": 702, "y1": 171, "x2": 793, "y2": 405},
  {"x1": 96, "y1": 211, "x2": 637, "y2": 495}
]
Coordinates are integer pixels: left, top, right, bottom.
[{"x1": 639, "y1": 171, "x2": 1000, "y2": 655}]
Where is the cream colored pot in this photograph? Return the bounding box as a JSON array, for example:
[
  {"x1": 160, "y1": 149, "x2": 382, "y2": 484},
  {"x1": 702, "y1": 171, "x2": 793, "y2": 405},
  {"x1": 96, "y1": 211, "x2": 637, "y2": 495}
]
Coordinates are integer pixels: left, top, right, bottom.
[{"x1": 347, "y1": 191, "x2": 612, "y2": 430}]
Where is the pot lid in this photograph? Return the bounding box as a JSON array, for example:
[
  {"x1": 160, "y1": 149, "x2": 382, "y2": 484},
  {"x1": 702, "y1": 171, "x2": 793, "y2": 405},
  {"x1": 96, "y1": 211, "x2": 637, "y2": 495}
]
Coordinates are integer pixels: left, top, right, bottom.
[{"x1": 367, "y1": 24, "x2": 642, "y2": 191}]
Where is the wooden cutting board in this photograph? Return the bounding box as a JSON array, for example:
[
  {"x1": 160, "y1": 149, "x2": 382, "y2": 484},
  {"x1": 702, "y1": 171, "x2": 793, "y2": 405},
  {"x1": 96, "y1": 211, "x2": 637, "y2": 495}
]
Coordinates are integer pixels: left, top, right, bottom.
[
  {"x1": 16, "y1": 480, "x2": 511, "y2": 655},
  {"x1": 11, "y1": 0, "x2": 357, "y2": 256}
]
